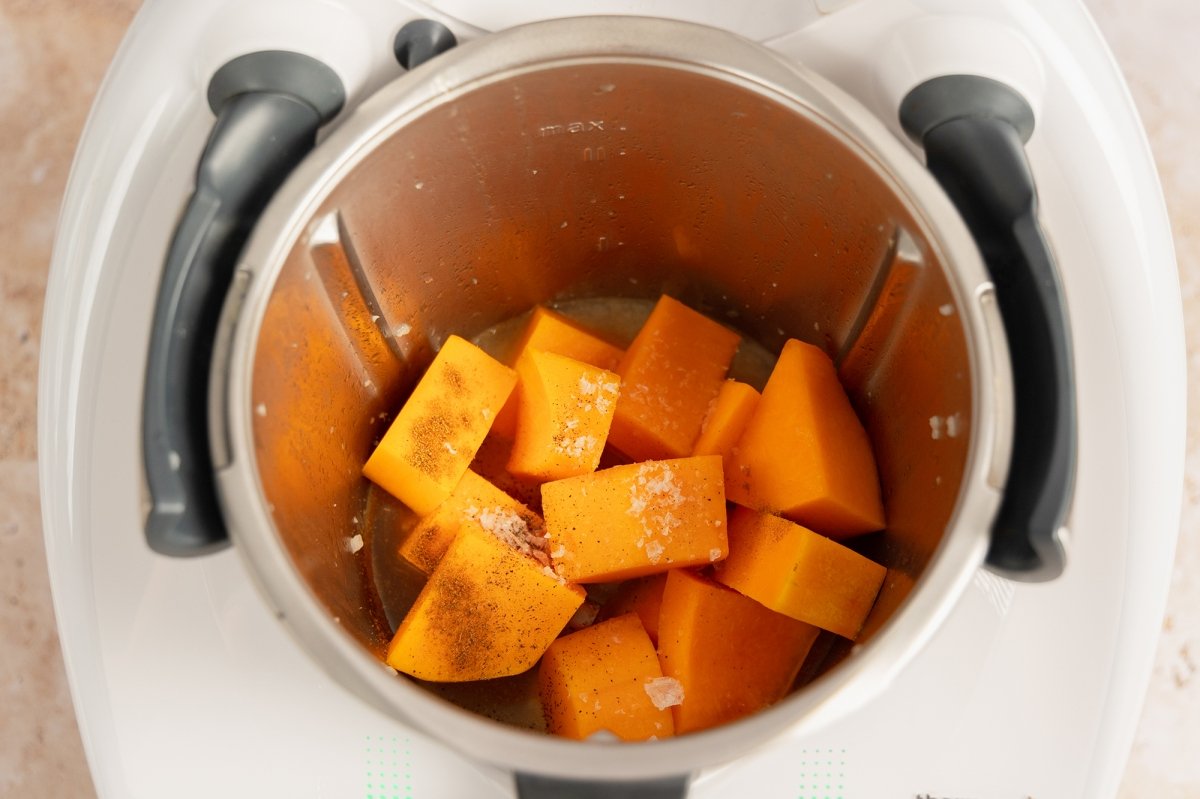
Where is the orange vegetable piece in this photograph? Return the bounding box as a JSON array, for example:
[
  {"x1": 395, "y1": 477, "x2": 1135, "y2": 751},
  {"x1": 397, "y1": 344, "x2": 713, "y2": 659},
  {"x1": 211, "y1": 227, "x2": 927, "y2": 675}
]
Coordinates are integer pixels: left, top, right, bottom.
[
  {"x1": 491, "y1": 307, "x2": 624, "y2": 439},
  {"x1": 656, "y1": 569, "x2": 819, "y2": 734},
  {"x1": 386, "y1": 526, "x2": 584, "y2": 681},
  {"x1": 692, "y1": 380, "x2": 760, "y2": 458},
  {"x1": 542, "y1": 457, "x2": 728, "y2": 583},
  {"x1": 598, "y1": 574, "x2": 667, "y2": 645},
  {"x1": 715, "y1": 506, "x2": 885, "y2": 639},
  {"x1": 539, "y1": 613, "x2": 676, "y2": 741},
  {"x1": 609, "y1": 295, "x2": 741, "y2": 461},
  {"x1": 364, "y1": 335, "x2": 516, "y2": 515},
  {"x1": 399, "y1": 469, "x2": 544, "y2": 575},
  {"x1": 506, "y1": 350, "x2": 621, "y2": 481},
  {"x1": 725, "y1": 338, "x2": 884, "y2": 537}
]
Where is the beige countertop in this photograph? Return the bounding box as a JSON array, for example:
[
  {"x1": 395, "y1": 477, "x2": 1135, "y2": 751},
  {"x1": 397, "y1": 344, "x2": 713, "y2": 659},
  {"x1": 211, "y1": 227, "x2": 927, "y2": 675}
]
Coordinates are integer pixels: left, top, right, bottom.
[{"x1": 1, "y1": 1, "x2": 1196, "y2": 795}]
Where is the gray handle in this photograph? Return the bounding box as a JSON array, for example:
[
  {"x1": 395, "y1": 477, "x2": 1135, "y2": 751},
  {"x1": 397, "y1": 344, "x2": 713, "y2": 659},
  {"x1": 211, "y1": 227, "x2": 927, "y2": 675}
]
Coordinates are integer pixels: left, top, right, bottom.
[
  {"x1": 516, "y1": 774, "x2": 691, "y2": 799},
  {"x1": 900, "y1": 75, "x2": 1075, "y2": 581},
  {"x1": 141, "y1": 51, "x2": 344, "y2": 556}
]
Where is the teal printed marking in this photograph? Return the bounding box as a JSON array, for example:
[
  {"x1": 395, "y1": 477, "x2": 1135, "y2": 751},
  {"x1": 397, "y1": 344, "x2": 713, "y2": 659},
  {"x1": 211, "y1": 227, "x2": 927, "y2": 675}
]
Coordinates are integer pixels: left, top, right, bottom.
[
  {"x1": 796, "y1": 746, "x2": 846, "y2": 799},
  {"x1": 365, "y1": 734, "x2": 414, "y2": 799}
]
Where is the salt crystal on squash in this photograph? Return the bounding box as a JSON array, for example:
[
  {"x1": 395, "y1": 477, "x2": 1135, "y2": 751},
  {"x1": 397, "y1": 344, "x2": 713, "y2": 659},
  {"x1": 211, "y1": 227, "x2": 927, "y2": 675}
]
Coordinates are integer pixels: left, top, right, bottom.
[{"x1": 643, "y1": 676, "x2": 685, "y2": 711}]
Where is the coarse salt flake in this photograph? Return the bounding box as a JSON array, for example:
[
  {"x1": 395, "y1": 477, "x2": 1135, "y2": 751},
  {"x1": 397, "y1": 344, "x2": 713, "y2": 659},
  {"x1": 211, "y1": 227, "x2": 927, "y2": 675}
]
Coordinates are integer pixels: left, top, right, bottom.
[
  {"x1": 644, "y1": 677, "x2": 684, "y2": 710},
  {"x1": 345, "y1": 534, "x2": 364, "y2": 554}
]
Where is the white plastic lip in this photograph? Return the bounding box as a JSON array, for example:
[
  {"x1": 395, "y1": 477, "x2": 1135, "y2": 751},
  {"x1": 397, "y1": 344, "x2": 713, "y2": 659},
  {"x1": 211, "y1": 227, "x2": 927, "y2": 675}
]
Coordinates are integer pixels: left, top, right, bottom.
[
  {"x1": 874, "y1": 14, "x2": 1047, "y2": 134},
  {"x1": 215, "y1": 15, "x2": 1008, "y2": 781}
]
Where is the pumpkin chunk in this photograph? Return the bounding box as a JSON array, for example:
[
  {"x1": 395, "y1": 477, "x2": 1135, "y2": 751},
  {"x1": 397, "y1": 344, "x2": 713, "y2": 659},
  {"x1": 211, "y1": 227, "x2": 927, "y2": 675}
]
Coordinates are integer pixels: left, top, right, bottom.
[
  {"x1": 364, "y1": 335, "x2": 515, "y2": 515},
  {"x1": 386, "y1": 526, "x2": 584, "y2": 681},
  {"x1": 539, "y1": 613, "x2": 676, "y2": 741},
  {"x1": 542, "y1": 457, "x2": 728, "y2": 583},
  {"x1": 399, "y1": 469, "x2": 545, "y2": 575},
  {"x1": 715, "y1": 506, "x2": 885, "y2": 639},
  {"x1": 692, "y1": 379, "x2": 760, "y2": 458},
  {"x1": 492, "y1": 307, "x2": 624, "y2": 438},
  {"x1": 726, "y1": 338, "x2": 884, "y2": 537},
  {"x1": 507, "y1": 350, "x2": 620, "y2": 481},
  {"x1": 609, "y1": 295, "x2": 740, "y2": 461},
  {"x1": 657, "y1": 569, "x2": 819, "y2": 734}
]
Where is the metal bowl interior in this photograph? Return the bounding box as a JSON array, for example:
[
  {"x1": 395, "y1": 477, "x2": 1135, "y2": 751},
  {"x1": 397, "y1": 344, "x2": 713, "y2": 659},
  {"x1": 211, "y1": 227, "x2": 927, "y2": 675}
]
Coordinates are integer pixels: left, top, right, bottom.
[{"x1": 217, "y1": 17, "x2": 1007, "y2": 781}]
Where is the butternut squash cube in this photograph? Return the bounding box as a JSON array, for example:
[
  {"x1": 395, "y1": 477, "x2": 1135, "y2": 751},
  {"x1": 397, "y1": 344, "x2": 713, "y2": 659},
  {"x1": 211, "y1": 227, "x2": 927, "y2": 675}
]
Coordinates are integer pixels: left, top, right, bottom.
[
  {"x1": 657, "y1": 569, "x2": 820, "y2": 734},
  {"x1": 725, "y1": 338, "x2": 884, "y2": 537},
  {"x1": 692, "y1": 380, "x2": 760, "y2": 458},
  {"x1": 609, "y1": 296, "x2": 741, "y2": 461},
  {"x1": 386, "y1": 526, "x2": 584, "y2": 681},
  {"x1": 506, "y1": 350, "x2": 621, "y2": 481},
  {"x1": 539, "y1": 613, "x2": 676, "y2": 741},
  {"x1": 399, "y1": 469, "x2": 544, "y2": 575},
  {"x1": 715, "y1": 506, "x2": 885, "y2": 639},
  {"x1": 364, "y1": 335, "x2": 516, "y2": 515},
  {"x1": 542, "y1": 457, "x2": 728, "y2": 583},
  {"x1": 598, "y1": 574, "x2": 668, "y2": 645},
  {"x1": 492, "y1": 307, "x2": 624, "y2": 439}
]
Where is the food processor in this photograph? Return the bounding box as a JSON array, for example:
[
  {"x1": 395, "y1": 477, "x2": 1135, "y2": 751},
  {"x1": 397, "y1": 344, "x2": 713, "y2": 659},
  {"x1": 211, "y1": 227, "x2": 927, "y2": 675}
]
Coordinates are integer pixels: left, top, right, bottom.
[{"x1": 39, "y1": 0, "x2": 1184, "y2": 796}]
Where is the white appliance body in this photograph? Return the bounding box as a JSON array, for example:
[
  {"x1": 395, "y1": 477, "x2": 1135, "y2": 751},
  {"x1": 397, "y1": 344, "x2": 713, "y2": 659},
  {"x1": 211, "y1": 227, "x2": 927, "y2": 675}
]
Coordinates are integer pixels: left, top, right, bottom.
[{"x1": 39, "y1": 0, "x2": 1183, "y2": 797}]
